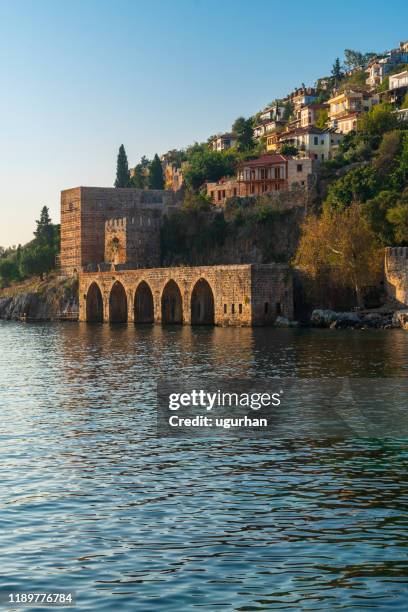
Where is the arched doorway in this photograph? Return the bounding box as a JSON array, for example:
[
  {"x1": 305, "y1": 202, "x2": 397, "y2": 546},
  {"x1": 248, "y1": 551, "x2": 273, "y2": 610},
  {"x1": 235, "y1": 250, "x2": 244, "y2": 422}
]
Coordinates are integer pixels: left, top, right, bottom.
[
  {"x1": 134, "y1": 281, "x2": 154, "y2": 323},
  {"x1": 191, "y1": 278, "x2": 215, "y2": 325},
  {"x1": 109, "y1": 281, "x2": 128, "y2": 323},
  {"x1": 161, "y1": 280, "x2": 183, "y2": 324},
  {"x1": 86, "y1": 282, "x2": 103, "y2": 322}
]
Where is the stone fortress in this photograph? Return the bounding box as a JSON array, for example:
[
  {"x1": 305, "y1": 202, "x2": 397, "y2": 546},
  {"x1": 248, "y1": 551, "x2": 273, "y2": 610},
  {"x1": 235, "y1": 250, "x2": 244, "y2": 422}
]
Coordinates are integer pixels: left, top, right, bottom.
[{"x1": 60, "y1": 186, "x2": 293, "y2": 325}]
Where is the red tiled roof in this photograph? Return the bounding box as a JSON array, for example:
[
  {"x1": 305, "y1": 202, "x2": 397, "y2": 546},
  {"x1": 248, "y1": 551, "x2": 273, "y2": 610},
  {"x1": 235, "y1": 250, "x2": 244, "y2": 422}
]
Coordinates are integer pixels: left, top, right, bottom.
[{"x1": 238, "y1": 154, "x2": 289, "y2": 168}]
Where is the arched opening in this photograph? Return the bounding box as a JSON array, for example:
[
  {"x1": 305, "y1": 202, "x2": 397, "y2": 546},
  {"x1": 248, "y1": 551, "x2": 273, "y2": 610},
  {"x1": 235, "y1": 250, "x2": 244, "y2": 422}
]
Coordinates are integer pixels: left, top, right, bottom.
[
  {"x1": 109, "y1": 281, "x2": 128, "y2": 323},
  {"x1": 134, "y1": 281, "x2": 154, "y2": 323},
  {"x1": 161, "y1": 280, "x2": 183, "y2": 324},
  {"x1": 86, "y1": 282, "x2": 103, "y2": 322},
  {"x1": 191, "y1": 278, "x2": 215, "y2": 325}
]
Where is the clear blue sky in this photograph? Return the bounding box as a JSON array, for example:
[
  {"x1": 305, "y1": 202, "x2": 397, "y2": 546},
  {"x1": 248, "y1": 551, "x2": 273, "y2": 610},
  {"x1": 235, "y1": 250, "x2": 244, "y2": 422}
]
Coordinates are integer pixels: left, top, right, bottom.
[{"x1": 1, "y1": 0, "x2": 407, "y2": 247}]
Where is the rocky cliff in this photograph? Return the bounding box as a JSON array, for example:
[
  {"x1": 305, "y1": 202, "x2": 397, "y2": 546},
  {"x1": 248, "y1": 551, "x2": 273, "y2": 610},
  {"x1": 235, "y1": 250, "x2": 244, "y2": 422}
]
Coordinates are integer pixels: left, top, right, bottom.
[{"x1": 0, "y1": 275, "x2": 78, "y2": 321}]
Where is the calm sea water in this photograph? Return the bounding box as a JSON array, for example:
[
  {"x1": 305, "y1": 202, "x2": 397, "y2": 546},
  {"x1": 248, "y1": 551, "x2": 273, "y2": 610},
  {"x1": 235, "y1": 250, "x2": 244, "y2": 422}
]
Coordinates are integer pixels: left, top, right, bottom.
[{"x1": 1, "y1": 321, "x2": 408, "y2": 611}]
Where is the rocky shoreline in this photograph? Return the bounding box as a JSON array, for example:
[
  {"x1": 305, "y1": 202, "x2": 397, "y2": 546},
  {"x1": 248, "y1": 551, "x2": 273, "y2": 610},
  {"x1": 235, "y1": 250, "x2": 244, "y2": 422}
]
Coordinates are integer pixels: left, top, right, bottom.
[
  {"x1": 309, "y1": 308, "x2": 408, "y2": 330},
  {"x1": 0, "y1": 276, "x2": 78, "y2": 322},
  {"x1": 0, "y1": 279, "x2": 407, "y2": 330}
]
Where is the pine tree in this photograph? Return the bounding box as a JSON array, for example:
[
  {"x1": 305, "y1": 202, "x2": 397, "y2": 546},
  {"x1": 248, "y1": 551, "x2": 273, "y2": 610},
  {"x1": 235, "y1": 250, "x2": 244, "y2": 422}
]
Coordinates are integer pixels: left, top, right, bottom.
[
  {"x1": 114, "y1": 144, "x2": 131, "y2": 188},
  {"x1": 331, "y1": 58, "x2": 343, "y2": 83},
  {"x1": 148, "y1": 154, "x2": 164, "y2": 189},
  {"x1": 34, "y1": 206, "x2": 53, "y2": 244}
]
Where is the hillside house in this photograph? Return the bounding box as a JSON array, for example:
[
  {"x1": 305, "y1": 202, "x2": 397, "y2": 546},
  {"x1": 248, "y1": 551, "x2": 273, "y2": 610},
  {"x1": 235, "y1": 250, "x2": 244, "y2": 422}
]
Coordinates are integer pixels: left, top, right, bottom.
[{"x1": 277, "y1": 126, "x2": 343, "y2": 160}]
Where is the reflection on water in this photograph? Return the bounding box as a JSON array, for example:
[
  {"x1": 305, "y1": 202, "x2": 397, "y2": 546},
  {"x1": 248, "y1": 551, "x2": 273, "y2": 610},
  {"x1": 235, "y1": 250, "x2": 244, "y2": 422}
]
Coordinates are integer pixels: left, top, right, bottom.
[{"x1": 1, "y1": 322, "x2": 408, "y2": 610}]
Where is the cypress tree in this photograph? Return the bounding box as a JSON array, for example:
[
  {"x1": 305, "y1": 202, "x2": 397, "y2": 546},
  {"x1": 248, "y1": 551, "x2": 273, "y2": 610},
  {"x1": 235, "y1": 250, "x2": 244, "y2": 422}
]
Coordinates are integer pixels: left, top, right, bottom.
[
  {"x1": 114, "y1": 144, "x2": 131, "y2": 188},
  {"x1": 148, "y1": 154, "x2": 164, "y2": 189},
  {"x1": 331, "y1": 58, "x2": 343, "y2": 83},
  {"x1": 34, "y1": 206, "x2": 53, "y2": 244}
]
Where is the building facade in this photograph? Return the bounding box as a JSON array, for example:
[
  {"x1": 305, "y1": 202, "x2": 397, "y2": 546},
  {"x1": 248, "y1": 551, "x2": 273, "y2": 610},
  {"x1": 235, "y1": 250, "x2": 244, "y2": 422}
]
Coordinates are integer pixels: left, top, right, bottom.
[
  {"x1": 236, "y1": 154, "x2": 313, "y2": 196},
  {"x1": 209, "y1": 133, "x2": 237, "y2": 151},
  {"x1": 327, "y1": 89, "x2": 380, "y2": 133},
  {"x1": 206, "y1": 178, "x2": 239, "y2": 207},
  {"x1": 277, "y1": 126, "x2": 343, "y2": 160},
  {"x1": 300, "y1": 103, "x2": 328, "y2": 127}
]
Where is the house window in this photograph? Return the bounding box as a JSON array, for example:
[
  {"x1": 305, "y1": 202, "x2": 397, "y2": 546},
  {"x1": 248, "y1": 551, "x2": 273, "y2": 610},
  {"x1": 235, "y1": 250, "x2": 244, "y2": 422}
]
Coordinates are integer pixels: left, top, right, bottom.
[
  {"x1": 297, "y1": 164, "x2": 302, "y2": 172},
  {"x1": 231, "y1": 304, "x2": 235, "y2": 314},
  {"x1": 218, "y1": 191, "x2": 222, "y2": 201},
  {"x1": 239, "y1": 304, "x2": 243, "y2": 314},
  {"x1": 264, "y1": 302, "x2": 269, "y2": 314},
  {"x1": 210, "y1": 191, "x2": 214, "y2": 200},
  {"x1": 321, "y1": 140, "x2": 324, "y2": 145},
  {"x1": 224, "y1": 304, "x2": 227, "y2": 314},
  {"x1": 276, "y1": 302, "x2": 282, "y2": 315},
  {"x1": 314, "y1": 136, "x2": 318, "y2": 145},
  {"x1": 233, "y1": 188, "x2": 237, "y2": 196},
  {"x1": 274, "y1": 167, "x2": 281, "y2": 179},
  {"x1": 321, "y1": 154, "x2": 324, "y2": 160}
]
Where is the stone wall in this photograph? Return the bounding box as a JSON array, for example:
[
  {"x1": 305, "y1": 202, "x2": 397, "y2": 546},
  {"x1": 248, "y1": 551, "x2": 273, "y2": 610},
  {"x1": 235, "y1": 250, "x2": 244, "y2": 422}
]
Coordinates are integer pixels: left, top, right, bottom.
[
  {"x1": 79, "y1": 263, "x2": 291, "y2": 326},
  {"x1": 385, "y1": 247, "x2": 408, "y2": 306}
]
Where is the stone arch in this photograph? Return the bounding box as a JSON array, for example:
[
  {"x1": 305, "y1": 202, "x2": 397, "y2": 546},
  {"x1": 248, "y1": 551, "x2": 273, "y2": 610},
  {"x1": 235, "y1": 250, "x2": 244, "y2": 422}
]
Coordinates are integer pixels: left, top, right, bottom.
[
  {"x1": 134, "y1": 281, "x2": 154, "y2": 323},
  {"x1": 109, "y1": 281, "x2": 128, "y2": 323},
  {"x1": 191, "y1": 278, "x2": 215, "y2": 325},
  {"x1": 161, "y1": 280, "x2": 183, "y2": 324},
  {"x1": 86, "y1": 282, "x2": 104, "y2": 322}
]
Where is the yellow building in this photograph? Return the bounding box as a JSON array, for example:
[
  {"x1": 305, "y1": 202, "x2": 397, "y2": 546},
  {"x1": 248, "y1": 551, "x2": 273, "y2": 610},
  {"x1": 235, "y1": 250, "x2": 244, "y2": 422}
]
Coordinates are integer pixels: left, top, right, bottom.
[{"x1": 327, "y1": 89, "x2": 379, "y2": 133}]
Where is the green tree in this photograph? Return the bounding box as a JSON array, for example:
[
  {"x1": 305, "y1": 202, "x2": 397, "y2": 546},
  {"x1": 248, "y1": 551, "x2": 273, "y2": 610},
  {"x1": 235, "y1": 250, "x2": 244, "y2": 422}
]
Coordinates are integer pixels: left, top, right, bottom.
[
  {"x1": 401, "y1": 92, "x2": 408, "y2": 110},
  {"x1": 114, "y1": 144, "x2": 131, "y2": 188},
  {"x1": 358, "y1": 104, "x2": 399, "y2": 137},
  {"x1": 148, "y1": 154, "x2": 164, "y2": 189},
  {"x1": 280, "y1": 144, "x2": 298, "y2": 156},
  {"x1": 387, "y1": 201, "x2": 408, "y2": 244},
  {"x1": 344, "y1": 49, "x2": 376, "y2": 70},
  {"x1": 282, "y1": 101, "x2": 294, "y2": 121},
  {"x1": 344, "y1": 49, "x2": 364, "y2": 69},
  {"x1": 363, "y1": 190, "x2": 398, "y2": 245},
  {"x1": 232, "y1": 116, "x2": 254, "y2": 151},
  {"x1": 19, "y1": 244, "x2": 55, "y2": 279},
  {"x1": 0, "y1": 258, "x2": 19, "y2": 285},
  {"x1": 131, "y1": 164, "x2": 145, "y2": 189},
  {"x1": 331, "y1": 58, "x2": 343, "y2": 82},
  {"x1": 34, "y1": 206, "x2": 54, "y2": 244},
  {"x1": 373, "y1": 130, "x2": 402, "y2": 179},
  {"x1": 184, "y1": 149, "x2": 236, "y2": 190},
  {"x1": 325, "y1": 166, "x2": 379, "y2": 212},
  {"x1": 315, "y1": 108, "x2": 328, "y2": 129}
]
